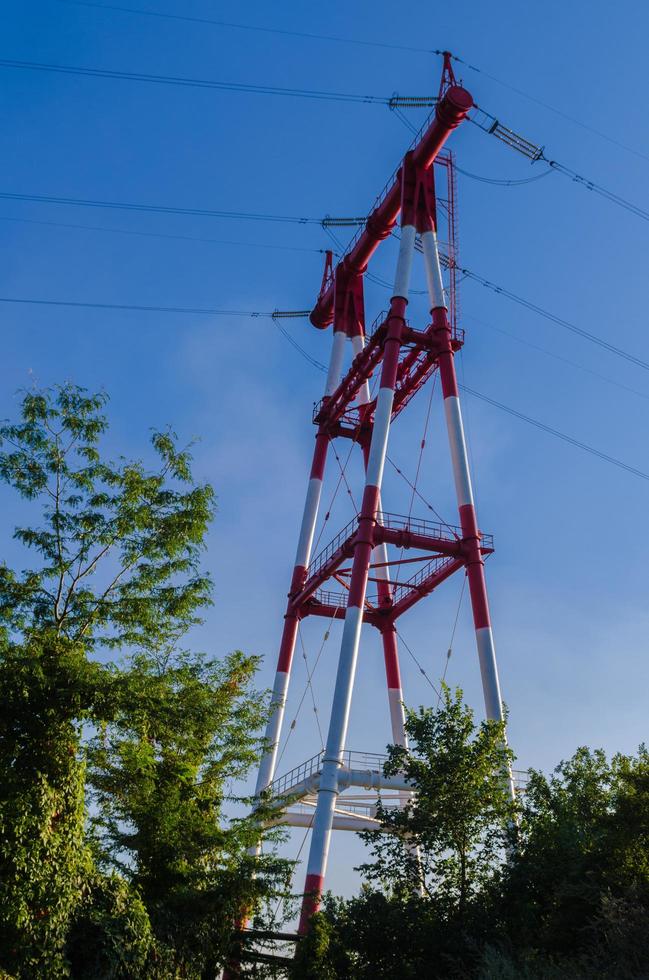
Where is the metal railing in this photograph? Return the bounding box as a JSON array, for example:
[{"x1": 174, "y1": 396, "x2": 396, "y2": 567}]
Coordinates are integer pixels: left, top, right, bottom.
[
  {"x1": 378, "y1": 511, "x2": 464, "y2": 544},
  {"x1": 269, "y1": 752, "x2": 325, "y2": 798},
  {"x1": 306, "y1": 517, "x2": 358, "y2": 582},
  {"x1": 270, "y1": 749, "x2": 531, "y2": 801},
  {"x1": 390, "y1": 554, "x2": 458, "y2": 606},
  {"x1": 306, "y1": 512, "x2": 495, "y2": 609}
]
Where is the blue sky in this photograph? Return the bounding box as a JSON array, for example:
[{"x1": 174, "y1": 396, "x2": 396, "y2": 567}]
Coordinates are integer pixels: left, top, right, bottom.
[{"x1": 2, "y1": 0, "x2": 649, "y2": 898}]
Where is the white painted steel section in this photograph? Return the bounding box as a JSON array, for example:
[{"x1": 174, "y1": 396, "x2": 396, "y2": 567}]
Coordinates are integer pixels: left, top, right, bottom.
[
  {"x1": 352, "y1": 331, "x2": 391, "y2": 594},
  {"x1": 352, "y1": 330, "x2": 406, "y2": 748},
  {"x1": 421, "y1": 229, "x2": 447, "y2": 309},
  {"x1": 305, "y1": 603, "x2": 365, "y2": 876},
  {"x1": 475, "y1": 626, "x2": 504, "y2": 722},
  {"x1": 279, "y1": 811, "x2": 381, "y2": 832},
  {"x1": 444, "y1": 396, "x2": 474, "y2": 508},
  {"x1": 366, "y1": 387, "x2": 394, "y2": 488},
  {"x1": 271, "y1": 765, "x2": 415, "y2": 800},
  {"x1": 326, "y1": 327, "x2": 348, "y2": 396},
  {"x1": 255, "y1": 670, "x2": 289, "y2": 794},
  {"x1": 304, "y1": 226, "x2": 415, "y2": 887},
  {"x1": 255, "y1": 324, "x2": 346, "y2": 802},
  {"x1": 342, "y1": 768, "x2": 414, "y2": 792},
  {"x1": 475, "y1": 628, "x2": 516, "y2": 801},
  {"x1": 394, "y1": 224, "x2": 416, "y2": 298},
  {"x1": 294, "y1": 477, "x2": 323, "y2": 569},
  {"x1": 324, "y1": 605, "x2": 365, "y2": 769},
  {"x1": 351, "y1": 333, "x2": 371, "y2": 407},
  {"x1": 388, "y1": 686, "x2": 407, "y2": 746}
]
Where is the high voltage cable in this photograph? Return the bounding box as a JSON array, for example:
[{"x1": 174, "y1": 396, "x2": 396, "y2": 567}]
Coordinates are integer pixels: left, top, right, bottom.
[
  {"x1": 543, "y1": 158, "x2": 649, "y2": 222},
  {"x1": 464, "y1": 313, "x2": 649, "y2": 404},
  {"x1": 455, "y1": 163, "x2": 554, "y2": 186},
  {"x1": 0, "y1": 57, "x2": 415, "y2": 105},
  {"x1": 54, "y1": 0, "x2": 649, "y2": 164},
  {"x1": 6, "y1": 59, "x2": 647, "y2": 229},
  {"x1": 459, "y1": 385, "x2": 649, "y2": 483},
  {"x1": 4, "y1": 291, "x2": 647, "y2": 484},
  {"x1": 0, "y1": 296, "x2": 272, "y2": 316},
  {"x1": 451, "y1": 55, "x2": 649, "y2": 166},
  {"x1": 0, "y1": 190, "x2": 331, "y2": 224},
  {"x1": 0, "y1": 294, "x2": 327, "y2": 369},
  {"x1": 5, "y1": 185, "x2": 647, "y2": 376},
  {"x1": 260, "y1": 330, "x2": 649, "y2": 486},
  {"x1": 458, "y1": 265, "x2": 649, "y2": 373},
  {"x1": 0, "y1": 214, "x2": 333, "y2": 254},
  {"x1": 392, "y1": 108, "x2": 544, "y2": 192},
  {"x1": 57, "y1": 0, "x2": 442, "y2": 55},
  {"x1": 395, "y1": 104, "x2": 649, "y2": 235},
  {"x1": 467, "y1": 110, "x2": 649, "y2": 225},
  {"x1": 272, "y1": 320, "x2": 328, "y2": 372}
]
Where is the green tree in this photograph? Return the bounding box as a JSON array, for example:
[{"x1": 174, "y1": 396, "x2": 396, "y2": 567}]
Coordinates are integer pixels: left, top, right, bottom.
[
  {"x1": 495, "y1": 744, "x2": 649, "y2": 974},
  {"x1": 87, "y1": 646, "x2": 290, "y2": 977},
  {"x1": 294, "y1": 688, "x2": 517, "y2": 980},
  {"x1": 0, "y1": 384, "x2": 213, "y2": 649},
  {"x1": 360, "y1": 686, "x2": 516, "y2": 917},
  {"x1": 0, "y1": 384, "x2": 286, "y2": 977},
  {"x1": 0, "y1": 637, "x2": 94, "y2": 976}
]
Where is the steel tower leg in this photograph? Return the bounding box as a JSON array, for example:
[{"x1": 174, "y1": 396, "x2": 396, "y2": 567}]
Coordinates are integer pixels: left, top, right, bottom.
[
  {"x1": 351, "y1": 330, "x2": 408, "y2": 750},
  {"x1": 254, "y1": 325, "x2": 348, "y2": 796},
  {"x1": 298, "y1": 223, "x2": 417, "y2": 932},
  {"x1": 420, "y1": 228, "x2": 509, "y2": 734}
]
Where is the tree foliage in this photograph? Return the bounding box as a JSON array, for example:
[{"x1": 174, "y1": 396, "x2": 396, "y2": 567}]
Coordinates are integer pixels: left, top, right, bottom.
[
  {"x1": 0, "y1": 385, "x2": 214, "y2": 649},
  {"x1": 87, "y1": 647, "x2": 289, "y2": 975},
  {"x1": 359, "y1": 686, "x2": 516, "y2": 917},
  {"x1": 295, "y1": 692, "x2": 649, "y2": 980},
  {"x1": 0, "y1": 385, "x2": 287, "y2": 978}
]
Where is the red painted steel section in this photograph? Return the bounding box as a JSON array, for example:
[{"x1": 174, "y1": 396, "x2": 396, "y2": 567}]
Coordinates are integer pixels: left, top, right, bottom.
[
  {"x1": 333, "y1": 263, "x2": 365, "y2": 339},
  {"x1": 401, "y1": 151, "x2": 437, "y2": 233},
  {"x1": 309, "y1": 430, "x2": 329, "y2": 481},
  {"x1": 387, "y1": 557, "x2": 464, "y2": 621},
  {"x1": 299, "y1": 873, "x2": 325, "y2": 933},
  {"x1": 433, "y1": 305, "x2": 494, "y2": 636},
  {"x1": 340, "y1": 303, "x2": 405, "y2": 609},
  {"x1": 382, "y1": 625, "x2": 402, "y2": 688},
  {"x1": 310, "y1": 85, "x2": 473, "y2": 329}
]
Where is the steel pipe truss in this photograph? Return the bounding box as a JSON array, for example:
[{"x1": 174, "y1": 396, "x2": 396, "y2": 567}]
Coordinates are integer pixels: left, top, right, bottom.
[{"x1": 248, "y1": 62, "x2": 515, "y2": 937}]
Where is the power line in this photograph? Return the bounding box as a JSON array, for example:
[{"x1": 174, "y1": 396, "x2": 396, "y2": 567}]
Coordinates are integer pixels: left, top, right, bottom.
[
  {"x1": 459, "y1": 384, "x2": 649, "y2": 483},
  {"x1": 0, "y1": 296, "x2": 272, "y2": 316},
  {"x1": 455, "y1": 163, "x2": 554, "y2": 187},
  {"x1": 0, "y1": 190, "x2": 329, "y2": 224},
  {"x1": 452, "y1": 55, "x2": 649, "y2": 166},
  {"x1": 459, "y1": 264, "x2": 649, "y2": 373},
  {"x1": 272, "y1": 320, "x2": 328, "y2": 372},
  {"x1": 0, "y1": 57, "x2": 417, "y2": 106},
  {"x1": 260, "y1": 323, "x2": 649, "y2": 486},
  {"x1": 464, "y1": 312, "x2": 649, "y2": 404},
  {"x1": 396, "y1": 100, "x2": 649, "y2": 236},
  {"x1": 0, "y1": 293, "x2": 326, "y2": 370},
  {"x1": 466, "y1": 106, "x2": 649, "y2": 226},
  {"x1": 390, "y1": 229, "x2": 649, "y2": 377},
  {"x1": 57, "y1": 0, "x2": 442, "y2": 55},
  {"x1": 7, "y1": 57, "x2": 646, "y2": 232},
  {"x1": 544, "y1": 157, "x2": 649, "y2": 223},
  {"x1": 5, "y1": 289, "x2": 648, "y2": 484},
  {"x1": 47, "y1": 5, "x2": 649, "y2": 166},
  {"x1": 0, "y1": 213, "x2": 332, "y2": 254},
  {"x1": 7, "y1": 185, "x2": 649, "y2": 378}
]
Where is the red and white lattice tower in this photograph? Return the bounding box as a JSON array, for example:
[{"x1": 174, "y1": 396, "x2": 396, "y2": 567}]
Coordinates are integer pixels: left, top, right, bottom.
[{"x1": 254, "y1": 59, "x2": 513, "y2": 933}]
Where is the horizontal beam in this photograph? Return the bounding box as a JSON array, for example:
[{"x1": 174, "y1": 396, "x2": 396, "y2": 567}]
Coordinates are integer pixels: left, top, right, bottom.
[
  {"x1": 310, "y1": 85, "x2": 473, "y2": 329},
  {"x1": 275, "y1": 810, "x2": 382, "y2": 832},
  {"x1": 270, "y1": 766, "x2": 414, "y2": 802}
]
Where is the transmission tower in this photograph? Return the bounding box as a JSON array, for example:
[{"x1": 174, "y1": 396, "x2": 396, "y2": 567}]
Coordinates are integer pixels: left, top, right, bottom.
[{"x1": 254, "y1": 56, "x2": 514, "y2": 935}]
